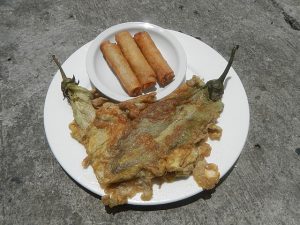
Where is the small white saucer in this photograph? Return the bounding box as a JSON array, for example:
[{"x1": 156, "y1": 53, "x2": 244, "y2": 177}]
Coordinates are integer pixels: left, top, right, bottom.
[{"x1": 85, "y1": 22, "x2": 187, "y2": 101}]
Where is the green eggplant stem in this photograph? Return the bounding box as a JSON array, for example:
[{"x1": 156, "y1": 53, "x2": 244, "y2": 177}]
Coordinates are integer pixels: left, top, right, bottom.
[
  {"x1": 206, "y1": 45, "x2": 239, "y2": 101},
  {"x1": 52, "y1": 55, "x2": 67, "y2": 80},
  {"x1": 52, "y1": 55, "x2": 79, "y2": 100},
  {"x1": 218, "y1": 45, "x2": 239, "y2": 83}
]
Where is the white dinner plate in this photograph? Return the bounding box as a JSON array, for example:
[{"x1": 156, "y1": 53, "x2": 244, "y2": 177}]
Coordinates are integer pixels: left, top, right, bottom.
[
  {"x1": 86, "y1": 22, "x2": 187, "y2": 101},
  {"x1": 44, "y1": 30, "x2": 249, "y2": 206}
]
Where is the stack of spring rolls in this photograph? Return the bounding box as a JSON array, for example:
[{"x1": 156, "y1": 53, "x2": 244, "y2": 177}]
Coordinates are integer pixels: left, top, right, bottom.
[{"x1": 100, "y1": 31, "x2": 174, "y2": 97}]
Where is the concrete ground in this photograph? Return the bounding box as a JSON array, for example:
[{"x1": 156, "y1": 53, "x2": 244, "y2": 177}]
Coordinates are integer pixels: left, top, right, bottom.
[{"x1": 1, "y1": 0, "x2": 299, "y2": 224}]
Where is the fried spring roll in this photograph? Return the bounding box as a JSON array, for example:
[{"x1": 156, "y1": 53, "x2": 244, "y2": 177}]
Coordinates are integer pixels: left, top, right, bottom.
[
  {"x1": 134, "y1": 31, "x2": 174, "y2": 87},
  {"x1": 100, "y1": 40, "x2": 142, "y2": 97},
  {"x1": 115, "y1": 31, "x2": 156, "y2": 90}
]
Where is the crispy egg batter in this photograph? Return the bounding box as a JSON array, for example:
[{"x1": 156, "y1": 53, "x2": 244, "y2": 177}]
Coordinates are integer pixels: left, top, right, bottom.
[{"x1": 69, "y1": 76, "x2": 222, "y2": 207}]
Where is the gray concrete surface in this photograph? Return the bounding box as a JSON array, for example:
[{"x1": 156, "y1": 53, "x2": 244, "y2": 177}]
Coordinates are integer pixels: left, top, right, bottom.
[{"x1": 1, "y1": 0, "x2": 299, "y2": 224}]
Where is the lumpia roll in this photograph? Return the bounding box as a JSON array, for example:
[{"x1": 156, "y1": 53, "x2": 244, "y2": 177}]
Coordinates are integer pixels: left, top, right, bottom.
[
  {"x1": 100, "y1": 40, "x2": 142, "y2": 97},
  {"x1": 115, "y1": 31, "x2": 156, "y2": 90},
  {"x1": 134, "y1": 31, "x2": 174, "y2": 87}
]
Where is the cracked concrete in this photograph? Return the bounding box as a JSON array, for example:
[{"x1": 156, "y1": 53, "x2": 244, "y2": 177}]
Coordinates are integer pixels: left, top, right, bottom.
[{"x1": 1, "y1": 0, "x2": 299, "y2": 224}]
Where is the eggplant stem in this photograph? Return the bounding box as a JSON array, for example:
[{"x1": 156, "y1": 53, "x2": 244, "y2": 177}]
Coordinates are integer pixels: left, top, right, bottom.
[
  {"x1": 205, "y1": 45, "x2": 239, "y2": 101},
  {"x1": 52, "y1": 55, "x2": 67, "y2": 80},
  {"x1": 218, "y1": 45, "x2": 239, "y2": 83}
]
